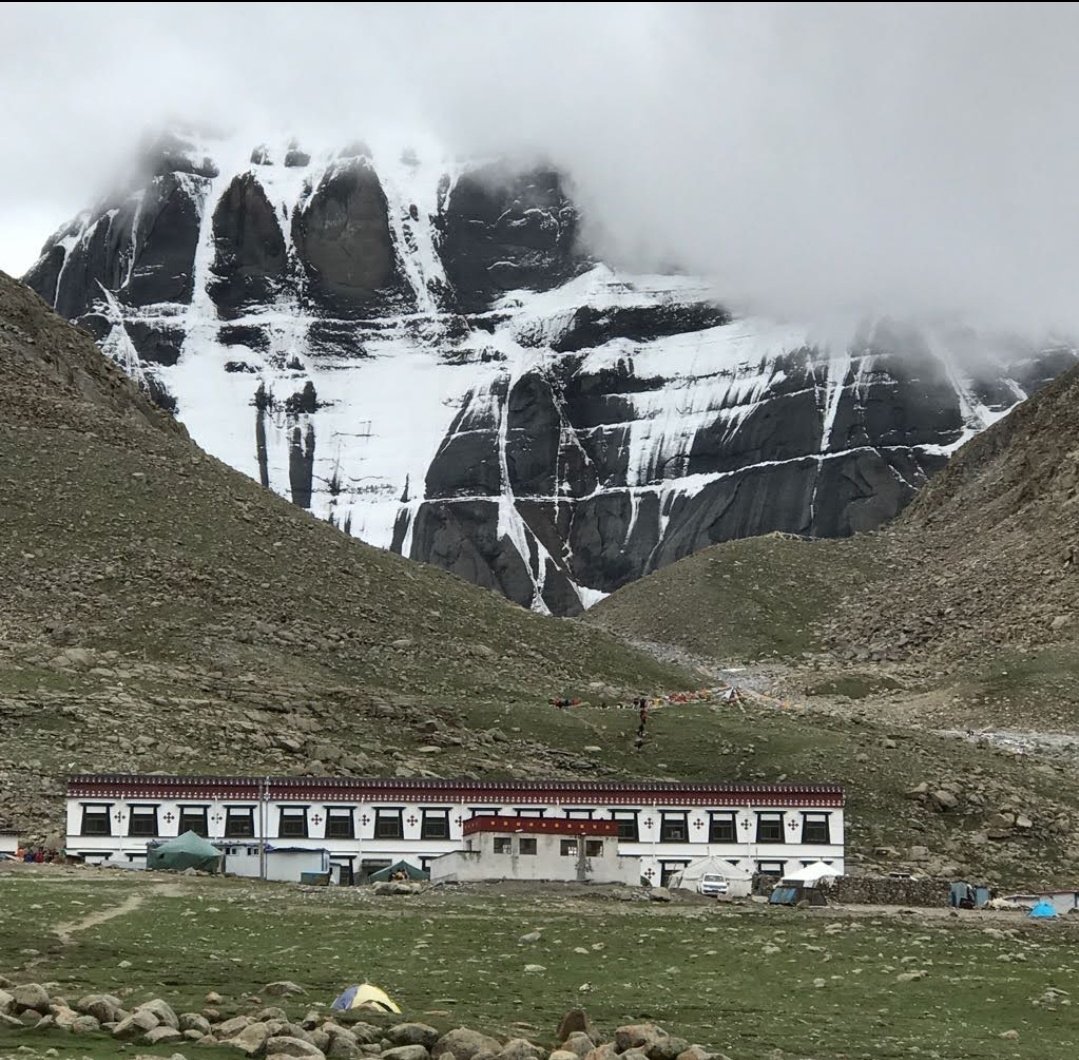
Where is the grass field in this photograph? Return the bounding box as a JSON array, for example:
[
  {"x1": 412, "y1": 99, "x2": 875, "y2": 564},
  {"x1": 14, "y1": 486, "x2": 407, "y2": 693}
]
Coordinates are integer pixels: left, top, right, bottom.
[{"x1": 2, "y1": 868, "x2": 1078, "y2": 1060}]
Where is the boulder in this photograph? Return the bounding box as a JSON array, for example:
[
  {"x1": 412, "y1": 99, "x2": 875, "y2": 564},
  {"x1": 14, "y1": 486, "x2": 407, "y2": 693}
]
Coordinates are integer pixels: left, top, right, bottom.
[
  {"x1": 388, "y1": 1025, "x2": 441, "y2": 1049},
  {"x1": 180, "y1": 1012, "x2": 213, "y2": 1035},
  {"x1": 614, "y1": 1025, "x2": 670, "y2": 1054},
  {"x1": 113, "y1": 1009, "x2": 161, "y2": 1039},
  {"x1": 138, "y1": 997, "x2": 180, "y2": 1028},
  {"x1": 218, "y1": 1015, "x2": 257, "y2": 1037},
  {"x1": 648, "y1": 888, "x2": 672, "y2": 903},
  {"x1": 143, "y1": 1024, "x2": 185, "y2": 1044},
  {"x1": 649, "y1": 1038, "x2": 688, "y2": 1060},
  {"x1": 325, "y1": 1024, "x2": 362, "y2": 1059},
  {"x1": 675, "y1": 1048, "x2": 719, "y2": 1060},
  {"x1": 556, "y1": 1010, "x2": 589, "y2": 1042},
  {"x1": 11, "y1": 983, "x2": 51, "y2": 1012},
  {"x1": 229, "y1": 1020, "x2": 274, "y2": 1057},
  {"x1": 207, "y1": 991, "x2": 225, "y2": 1004},
  {"x1": 258, "y1": 1006, "x2": 290, "y2": 1021},
  {"x1": 266, "y1": 1034, "x2": 328, "y2": 1058},
  {"x1": 434, "y1": 1028, "x2": 503, "y2": 1060},
  {"x1": 551, "y1": 1053, "x2": 580, "y2": 1060},
  {"x1": 77, "y1": 993, "x2": 125, "y2": 1023},
  {"x1": 560, "y1": 1034, "x2": 594, "y2": 1060},
  {"x1": 498, "y1": 1039, "x2": 546, "y2": 1060},
  {"x1": 383, "y1": 1046, "x2": 431, "y2": 1060},
  {"x1": 930, "y1": 790, "x2": 959, "y2": 812},
  {"x1": 266, "y1": 981, "x2": 308, "y2": 997},
  {"x1": 71, "y1": 1014, "x2": 101, "y2": 1034},
  {"x1": 582, "y1": 1046, "x2": 618, "y2": 1060}
]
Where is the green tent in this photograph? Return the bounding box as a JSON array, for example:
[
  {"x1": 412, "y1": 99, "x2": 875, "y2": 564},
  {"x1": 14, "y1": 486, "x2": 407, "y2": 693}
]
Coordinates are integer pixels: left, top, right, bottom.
[
  {"x1": 367, "y1": 859, "x2": 429, "y2": 883},
  {"x1": 146, "y1": 831, "x2": 222, "y2": 872}
]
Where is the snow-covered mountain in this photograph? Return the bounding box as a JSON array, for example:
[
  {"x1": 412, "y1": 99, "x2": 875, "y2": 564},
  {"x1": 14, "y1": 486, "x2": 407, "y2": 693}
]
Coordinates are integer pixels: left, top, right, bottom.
[{"x1": 23, "y1": 129, "x2": 1077, "y2": 614}]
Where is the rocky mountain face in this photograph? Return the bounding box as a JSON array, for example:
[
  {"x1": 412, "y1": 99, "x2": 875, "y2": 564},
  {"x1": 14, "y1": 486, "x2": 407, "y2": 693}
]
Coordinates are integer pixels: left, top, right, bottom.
[{"x1": 24, "y1": 129, "x2": 1077, "y2": 614}]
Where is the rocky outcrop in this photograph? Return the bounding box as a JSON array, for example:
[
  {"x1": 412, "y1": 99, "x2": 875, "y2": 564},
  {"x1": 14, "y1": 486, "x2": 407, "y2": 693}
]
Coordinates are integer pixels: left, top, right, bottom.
[{"x1": 23, "y1": 130, "x2": 1078, "y2": 615}]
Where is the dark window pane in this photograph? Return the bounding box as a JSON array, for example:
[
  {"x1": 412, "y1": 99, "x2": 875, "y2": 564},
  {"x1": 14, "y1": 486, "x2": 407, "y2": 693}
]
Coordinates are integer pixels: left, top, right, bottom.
[
  {"x1": 519, "y1": 837, "x2": 537, "y2": 855},
  {"x1": 614, "y1": 816, "x2": 639, "y2": 841},
  {"x1": 375, "y1": 811, "x2": 402, "y2": 839},
  {"x1": 494, "y1": 837, "x2": 511, "y2": 854},
  {"x1": 802, "y1": 817, "x2": 830, "y2": 844},
  {"x1": 279, "y1": 810, "x2": 307, "y2": 838},
  {"x1": 560, "y1": 840, "x2": 578, "y2": 857},
  {"x1": 81, "y1": 807, "x2": 111, "y2": 837},
  {"x1": 660, "y1": 815, "x2": 687, "y2": 842},
  {"x1": 326, "y1": 812, "x2": 354, "y2": 839},
  {"x1": 756, "y1": 814, "x2": 784, "y2": 844},
  {"x1": 128, "y1": 808, "x2": 158, "y2": 837},
  {"x1": 709, "y1": 814, "x2": 736, "y2": 842},
  {"x1": 225, "y1": 809, "x2": 255, "y2": 838},
  {"x1": 421, "y1": 812, "x2": 449, "y2": 840},
  {"x1": 585, "y1": 840, "x2": 604, "y2": 857},
  {"x1": 179, "y1": 808, "x2": 208, "y2": 837}
]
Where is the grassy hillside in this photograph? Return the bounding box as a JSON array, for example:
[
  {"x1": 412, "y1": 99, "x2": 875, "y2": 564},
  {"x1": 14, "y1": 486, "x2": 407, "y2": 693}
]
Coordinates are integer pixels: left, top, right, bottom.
[
  {"x1": 0, "y1": 271, "x2": 690, "y2": 833},
  {"x1": 588, "y1": 533, "x2": 881, "y2": 664}
]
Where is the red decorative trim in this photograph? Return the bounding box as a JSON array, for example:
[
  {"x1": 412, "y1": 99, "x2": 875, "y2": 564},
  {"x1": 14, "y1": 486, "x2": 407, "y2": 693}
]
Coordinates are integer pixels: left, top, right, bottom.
[
  {"x1": 66, "y1": 774, "x2": 844, "y2": 808},
  {"x1": 463, "y1": 816, "x2": 619, "y2": 837}
]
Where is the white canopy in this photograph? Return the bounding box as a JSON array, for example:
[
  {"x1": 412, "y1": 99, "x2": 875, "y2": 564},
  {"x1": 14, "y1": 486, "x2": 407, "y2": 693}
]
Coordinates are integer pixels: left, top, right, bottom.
[
  {"x1": 669, "y1": 855, "x2": 752, "y2": 889},
  {"x1": 782, "y1": 860, "x2": 840, "y2": 884}
]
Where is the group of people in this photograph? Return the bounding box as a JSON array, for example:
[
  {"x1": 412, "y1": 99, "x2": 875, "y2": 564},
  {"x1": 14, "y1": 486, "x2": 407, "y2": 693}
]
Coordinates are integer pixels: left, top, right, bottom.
[{"x1": 14, "y1": 847, "x2": 56, "y2": 863}]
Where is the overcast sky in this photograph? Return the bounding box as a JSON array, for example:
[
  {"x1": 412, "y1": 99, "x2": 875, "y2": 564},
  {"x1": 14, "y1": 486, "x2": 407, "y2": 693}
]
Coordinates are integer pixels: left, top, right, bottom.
[{"x1": 4, "y1": 2, "x2": 1079, "y2": 329}]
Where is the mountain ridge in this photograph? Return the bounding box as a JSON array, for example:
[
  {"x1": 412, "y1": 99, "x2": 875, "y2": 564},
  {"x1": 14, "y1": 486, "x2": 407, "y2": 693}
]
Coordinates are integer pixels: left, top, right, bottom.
[{"x1": 24, "y1": 128, "x2": 1078, "y2": 613}]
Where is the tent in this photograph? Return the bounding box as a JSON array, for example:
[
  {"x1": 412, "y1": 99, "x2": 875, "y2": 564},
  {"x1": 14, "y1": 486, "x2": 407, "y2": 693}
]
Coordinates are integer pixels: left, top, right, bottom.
[
  {"x1": 1029, "y1": 899, "x2": 1058, "y2": 919},
  {"x1": 146, "y1": 831, "x2": 222, "y2": 873},
  {"x1": 782, "y1": 861, "x2": 840, "y2": 885},
  {"x1": 330, "y1": 983, "x2": 400, "y2": 1014},
  {"x1": 668, "y1": 856, "x2": 753, "y2": 897},
  {"x1": 367, "y1": 859, "x2": 429, "y2": 883}
]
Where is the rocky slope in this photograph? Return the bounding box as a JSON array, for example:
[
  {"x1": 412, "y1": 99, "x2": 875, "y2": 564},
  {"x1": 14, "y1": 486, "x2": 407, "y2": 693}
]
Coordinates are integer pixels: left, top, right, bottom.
[
  {"x1": 0, "y1": 268, "x2": 692, "y2": 834},
  {"x1": 24, "y1": 128, "x2": 1076, "y2": 614}
]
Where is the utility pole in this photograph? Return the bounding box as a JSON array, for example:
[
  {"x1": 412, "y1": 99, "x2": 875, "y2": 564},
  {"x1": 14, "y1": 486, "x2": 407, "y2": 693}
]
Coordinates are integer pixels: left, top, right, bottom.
[{"x1": 259, "y1": 776, "x2": 268, "y2": 881}]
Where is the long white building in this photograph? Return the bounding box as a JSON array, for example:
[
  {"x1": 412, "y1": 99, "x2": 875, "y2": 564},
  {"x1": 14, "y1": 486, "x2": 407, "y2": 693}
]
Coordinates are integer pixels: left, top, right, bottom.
[{"x1": 65, "y1": 774, "x2": 845, "y2": 885}]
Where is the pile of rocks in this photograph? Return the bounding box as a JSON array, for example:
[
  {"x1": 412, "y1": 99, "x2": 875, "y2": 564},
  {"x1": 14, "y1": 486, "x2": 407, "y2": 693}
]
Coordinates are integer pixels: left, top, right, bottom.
[{"x1": 0, "y1": 980, "x2": 725, "y2": 1060}]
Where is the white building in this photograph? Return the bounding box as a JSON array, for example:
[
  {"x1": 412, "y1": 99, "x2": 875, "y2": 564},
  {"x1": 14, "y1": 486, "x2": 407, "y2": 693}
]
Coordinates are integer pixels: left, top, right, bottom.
[
  {"x1": 0, "y1": 830, "x2": 19, "y2": 857},
  {"x1": 65, "y1": 775, "x2": 845, "y2": 885},
  {"x1": 223, "y1": 844, "x2": 331, "y2": 883},
  {"x1": 430, "y1": 816, "x2": 640, "y2": 885}
]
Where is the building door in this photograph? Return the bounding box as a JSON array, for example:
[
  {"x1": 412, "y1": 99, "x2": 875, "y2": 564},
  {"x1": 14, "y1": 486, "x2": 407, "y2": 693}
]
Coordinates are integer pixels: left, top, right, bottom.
[
  {"x1": 660, "y1": 860, "x2": 690, "y2": 887},
  {"x1": 359, "y1": 859, "x2": 392, "y2": 883}
]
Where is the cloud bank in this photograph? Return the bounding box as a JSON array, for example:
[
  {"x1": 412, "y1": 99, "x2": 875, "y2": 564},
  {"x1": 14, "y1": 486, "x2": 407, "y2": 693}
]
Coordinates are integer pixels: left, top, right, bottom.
[{"x1": 3, "y1": 2, "x2": 1079, "y2": 331}]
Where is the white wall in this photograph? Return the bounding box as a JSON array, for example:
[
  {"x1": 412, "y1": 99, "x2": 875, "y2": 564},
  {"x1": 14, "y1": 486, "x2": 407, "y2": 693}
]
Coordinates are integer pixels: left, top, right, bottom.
[
  {"x1": 0, "y1": 834, "x2": 18, "y2": 855},
  {"x1": 224, "y1": 847, "x2": 329, "y2": 882},
  {"x1": 430, "y1": 832, "x2": 641, "y2": 885}
]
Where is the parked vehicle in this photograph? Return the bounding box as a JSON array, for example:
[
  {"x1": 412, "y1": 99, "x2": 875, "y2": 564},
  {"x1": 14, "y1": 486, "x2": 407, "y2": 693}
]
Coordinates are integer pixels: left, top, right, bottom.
[{"x1": 697, "y1": 873, "x2": 730, "y2": 896}]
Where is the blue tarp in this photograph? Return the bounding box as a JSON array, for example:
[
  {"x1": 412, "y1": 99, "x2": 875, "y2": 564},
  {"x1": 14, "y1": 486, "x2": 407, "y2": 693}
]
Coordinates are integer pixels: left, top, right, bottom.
[{"x1": 1029, "y1": 899, "x2": 1058, "y2": 919}]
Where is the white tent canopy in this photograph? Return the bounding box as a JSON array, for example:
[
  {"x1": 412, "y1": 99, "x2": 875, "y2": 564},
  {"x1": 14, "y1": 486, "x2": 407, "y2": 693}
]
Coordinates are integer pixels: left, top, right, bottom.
[
  {"x1": 782, "y1": 860, "x2": 841, "y2": 884},
  {"x1": 669, "y1": 856, "x2": 752, "y2": 892}
]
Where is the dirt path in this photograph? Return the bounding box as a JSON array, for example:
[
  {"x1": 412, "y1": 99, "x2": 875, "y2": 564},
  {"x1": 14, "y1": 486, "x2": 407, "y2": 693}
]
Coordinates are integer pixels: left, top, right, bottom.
[{"x1": 52, "y1": 882, "x2": 185, "y2": 945}]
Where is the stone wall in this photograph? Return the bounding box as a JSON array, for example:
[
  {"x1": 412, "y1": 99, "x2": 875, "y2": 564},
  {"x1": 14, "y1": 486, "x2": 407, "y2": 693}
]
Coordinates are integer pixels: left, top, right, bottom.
[{"x1": 831, "y1": 875, "x2": 949, "y2": 907}]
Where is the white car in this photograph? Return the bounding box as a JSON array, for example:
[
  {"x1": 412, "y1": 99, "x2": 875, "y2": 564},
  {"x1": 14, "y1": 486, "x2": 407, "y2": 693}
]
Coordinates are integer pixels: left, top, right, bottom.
[{"x1": 697, "y1": 873, "x2": 730, "y2": 896}]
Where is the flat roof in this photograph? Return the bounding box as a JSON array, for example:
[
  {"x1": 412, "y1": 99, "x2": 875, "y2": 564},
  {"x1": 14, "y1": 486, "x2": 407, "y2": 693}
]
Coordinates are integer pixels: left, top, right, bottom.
[{"x1": 67, "y1": 774, "x2": 844, "y2": 808}]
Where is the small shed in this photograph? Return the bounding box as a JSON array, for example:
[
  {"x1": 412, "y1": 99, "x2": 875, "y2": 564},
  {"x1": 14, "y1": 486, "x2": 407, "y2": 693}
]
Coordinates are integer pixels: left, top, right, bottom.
[
  {"x1": 224, "y1": 845, "x2": 330, "y2": 883},
  {"x1": 0, "y1": 831, "x2": 19, "y2": 857}
]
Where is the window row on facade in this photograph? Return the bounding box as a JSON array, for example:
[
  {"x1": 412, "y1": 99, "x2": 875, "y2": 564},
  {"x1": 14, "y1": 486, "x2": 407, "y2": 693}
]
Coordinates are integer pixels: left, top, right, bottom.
[{"x1": 77, "y1": 803, "x2": 834, "y2": 845}]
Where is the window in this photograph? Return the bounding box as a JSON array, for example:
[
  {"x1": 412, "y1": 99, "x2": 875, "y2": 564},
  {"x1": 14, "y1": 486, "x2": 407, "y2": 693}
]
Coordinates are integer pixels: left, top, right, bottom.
[
  {"x1": 178, "y1": 806, "x2": 208, "y2": 837},
  {"x1": 708, "y1": 812, "x2": 737, "y2": 843},
  {"x1": 224, "y1": 807, "x2": 255, "y2": 838},
  {"x1": 585, "y1": 840, "x2": 604, "y2": 858},
  {"x1": 515, "y1": 808, "x2": 546, "y2": 818},
  {"x1": 469, "y1": 807, "x2": 498, "y2": 817},
  {"x1": 325, "y1": 807, "x2": 355, "y2": 839},
  {"x1": 421, "y1": 809, "x2": 450, "y2": 840},
  {"x1": 494, "y1": 837, "x2": 512, "y2": 854},
  {"x1": 519, "y1": 837, "x2": 537, "y2": 855},
  {"x1": 611, "y1": 811, "x2": 640, "y2": 841},
  {"x1": 564, "y1": 808, "x2": 594, "y2": 819},
  {"x1": 660, "y1": 812, "x2": 688, "y2": 842},
  {"x1": 756, "y1": 860, "x2": 786, "y2": 877},
  {"x1": 128, "y1": 805, "x2": 158, "y2": 837},
  {"x1": 80, "y1": 805, "x2": 112, "y2": 837},
  {"x1": 374, "y1": 808, "x2": 403, "y2": 839},
  {"x1": 560, "y1": 839, "x2": 578, "y2": 857},
  {"x1": 279, "y1": 807, "x2": 308, "y2": 838},
  {"x1": 756, "y1": 812, "x2": 785, "y2": 844},
  {"x1": 801, "y1": 813, "x2": 831, "y2": 845}
]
